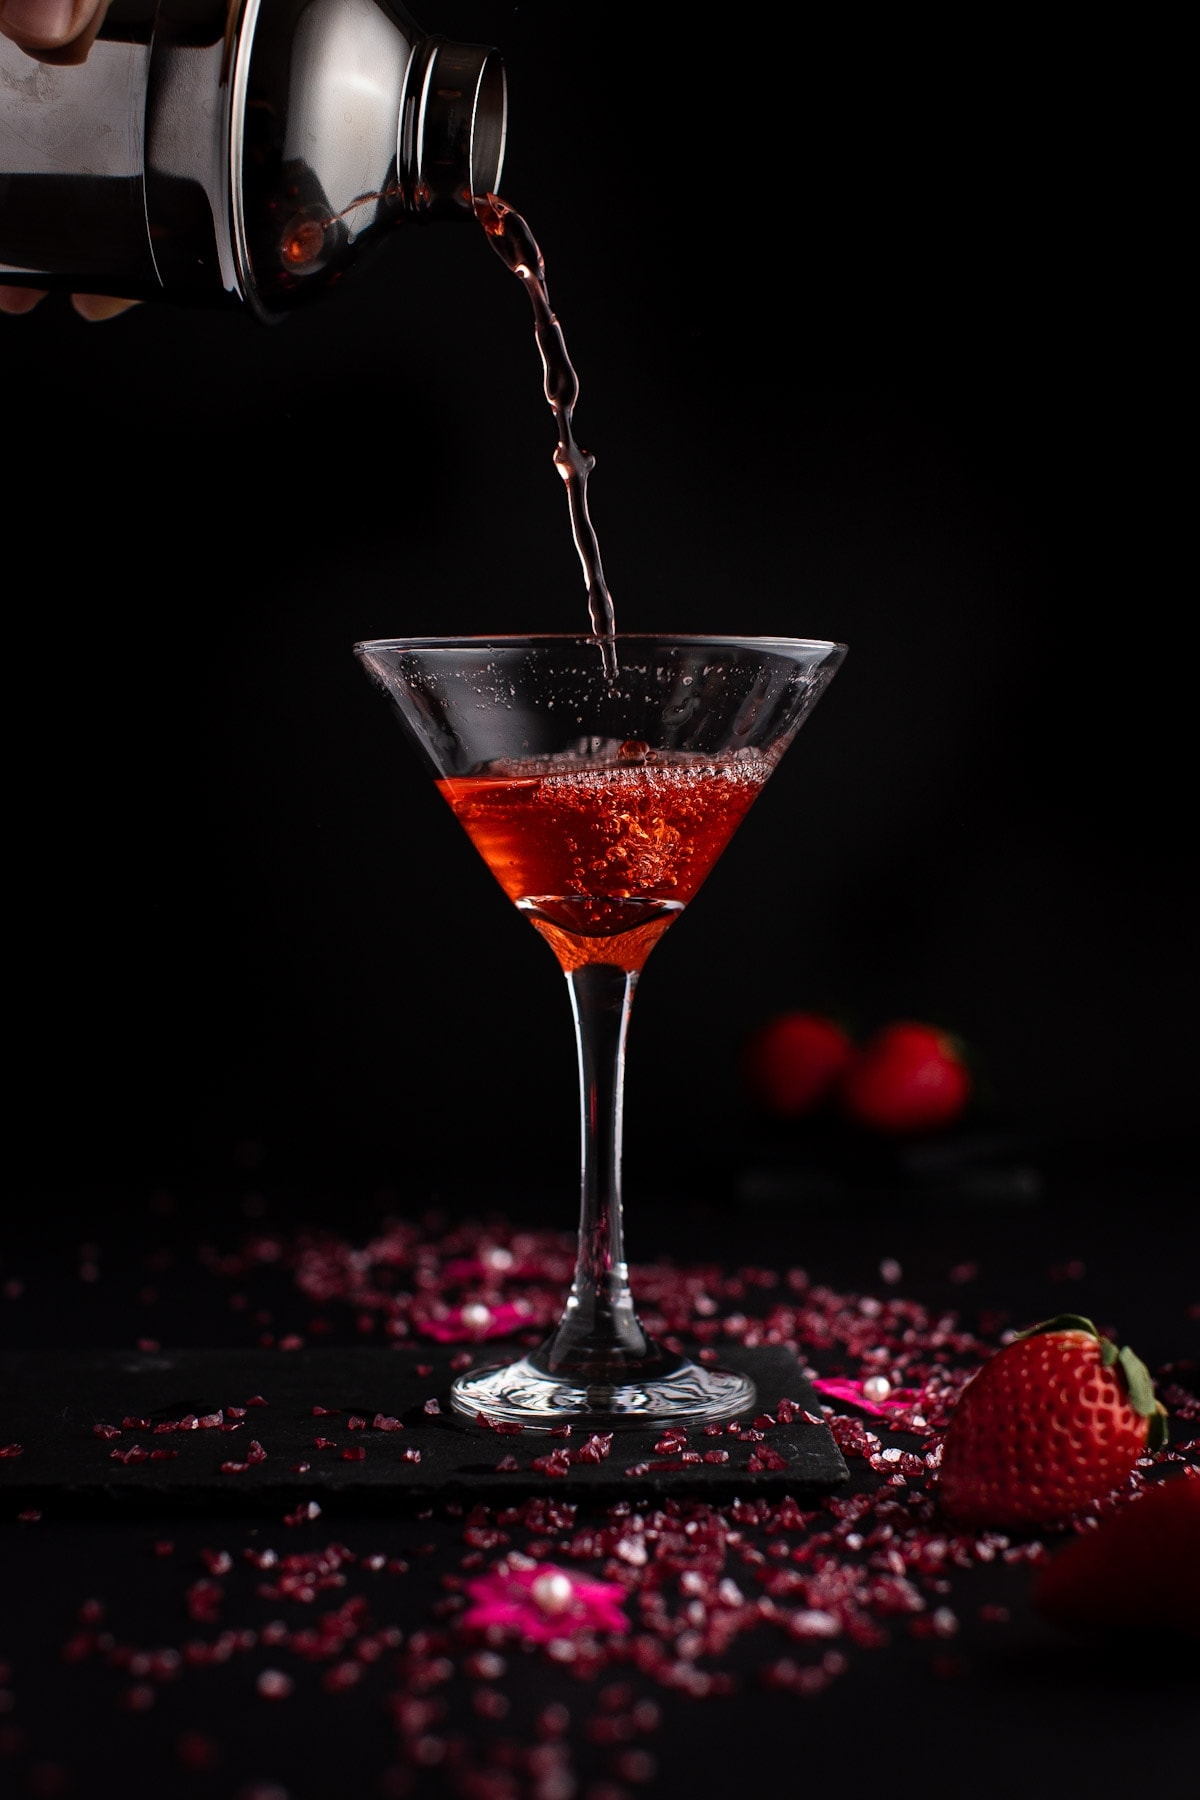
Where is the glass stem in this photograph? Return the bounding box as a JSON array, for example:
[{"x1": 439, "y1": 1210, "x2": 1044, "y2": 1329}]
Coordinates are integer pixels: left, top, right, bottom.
[{"x1": 535, "y1": 962, "x2": 657, "y2": 1376}]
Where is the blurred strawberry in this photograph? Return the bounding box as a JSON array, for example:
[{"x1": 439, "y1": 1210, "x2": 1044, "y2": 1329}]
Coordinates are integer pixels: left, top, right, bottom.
[
  {"x1": 839, "y1": 1020, "x2": 971, "y2": 1134},
  {"x1": 1032, "y1": 1476, "x2": 1199, "y2": 1641},
  {"x1": 741, "y1": 1012, "x2": 854, "y2": 1119},
  {"x1": 937, "y1": 1314, "x2": 1169, "y2": 1529}
]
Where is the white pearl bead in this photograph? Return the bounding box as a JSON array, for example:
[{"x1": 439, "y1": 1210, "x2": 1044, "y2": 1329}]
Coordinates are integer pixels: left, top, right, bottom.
[
  {"x1": 460, "y1": 1302, "x2": 493, "y2": 1331},
  {"x1": 530, "y1": 1571, "x2": 575, "y2": 1614},
  {"x1": 862, "y1": 1376, "x2": 892, "y2": 1403}
]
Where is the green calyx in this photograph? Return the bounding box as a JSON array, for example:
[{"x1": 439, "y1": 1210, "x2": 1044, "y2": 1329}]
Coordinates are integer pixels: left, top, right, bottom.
[{"x1": 1015, "y1": 1314, "x2": 1169, "y2": 1449}]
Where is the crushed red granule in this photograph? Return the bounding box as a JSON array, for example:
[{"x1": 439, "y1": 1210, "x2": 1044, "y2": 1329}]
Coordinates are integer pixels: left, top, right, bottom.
[
  {"x1": 23, "y1": 1205, "x2": 1192, "y2": 1799},
  {"x1": 256, "y1": 1668, "x2": 294, "y2": 1699}
]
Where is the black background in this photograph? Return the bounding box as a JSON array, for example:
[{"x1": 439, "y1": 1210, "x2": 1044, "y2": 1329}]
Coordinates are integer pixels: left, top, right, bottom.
[{"x1": 6, "y1": 4, "x2": 1193, "y2": 1207}]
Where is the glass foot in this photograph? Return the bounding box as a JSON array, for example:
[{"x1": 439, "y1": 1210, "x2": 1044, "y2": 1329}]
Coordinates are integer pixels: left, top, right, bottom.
[{"x1": 450, "y1": 1353, "x2": 755, "y2": 1428}]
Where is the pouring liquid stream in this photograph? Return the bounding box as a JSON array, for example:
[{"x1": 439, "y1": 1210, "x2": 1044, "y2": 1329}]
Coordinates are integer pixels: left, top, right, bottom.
[{"x1": 476, "y1": 195, "x2": 617, "y2": 674}]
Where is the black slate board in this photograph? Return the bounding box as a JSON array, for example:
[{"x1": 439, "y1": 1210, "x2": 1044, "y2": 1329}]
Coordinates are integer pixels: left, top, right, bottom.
[{"x1": 0, "y1": 1346, "x2": 847, "y2": 1514}]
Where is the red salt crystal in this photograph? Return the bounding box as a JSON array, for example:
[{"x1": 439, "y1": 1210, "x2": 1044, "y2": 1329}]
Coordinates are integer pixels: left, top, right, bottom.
[
  {"x1": 547, "y1": 1424, "x2": 572, "y2": 1438},
  {"x1": 495, "y1": 1455, "x2": 520, "y2": 1472},
  {"x1": 703, "y1": 1449, "x2": 730, "y2": 1464},
  {"x1": 572, "y1": 1433, "x2": 614, "y2": 1465},
  {"x1": 473, "y1": 1686, "x2": 512, "y2": 1720},
  {"x1": 186, "y1": 1579, "x2": 223, "y2": 1622},
  {"x1": 279, "y1": 1335, "x2": 304, "y2": 1351},
  {"x1": 284, "y1": 1501, "x2": 322, "y2": 1525},
  {"x1": 401, "y1": 1448, "x2": 421, "y2": 1464},
  {"x1": 776, "y1": 1398, "x2": 799, "y2": 1423},
  {"x1": 149, "y1": 1448, "x2": 178, "y2": 1461},
  {"x1": 416, "y1": 1364, "x2": 433, "y2": 1376},
  {"x1": 341, "y1": 1447, "x2": 367, "y2": 1462},
  {"x1": 449, "y1": 1352, "x2": 474, "y2": 1371},
  {"x1": 227, "y1": 1406, "x2": 247, "y2": 1419},
  {"x1": 246, "y1": 1441, "x2": 267, "y2": 1463},
  {"x1": 0, "y1": 1445, "x2": 23, "y2": 1459},
  {"x1": 93, "y1": 1424, "x2": 121, "y2": 1440},
  {"x1": 175, "y1": 1730, "x2": 219, "y2": 1772},
  {"x1": 312, "y1": 1406, "x2": 339, "y2": 1417},
  {"x1": 178, "y1": 1414, "x2": 199, "y2": 1431},
  {"x1": 703, "y1": 1424, "x2": 723, "y2": 1437},
  {"x1": 152, "y1": 1421, "x2": 177, "y2": 1434},
  {"x1": 246, "y1": 1395, "x2": 269, "y2": 1407},
  {"x1": 198, "y1": 1412, "x2": 223, "y2": 1429},
  {"x1": 347, "y1": 1416, "x2": 367, "y2": 1430},
  {"x1": 314, "y1": 1437, "x2": 337, "y2": 1450},
  {"x1": 122, "y1": 1417, "x2": 151, "y2": 1431},
  {"x1": 753, "y1": 1414, "x2": 777, "y2": 1430},
  {"x1": 322, "y1": 1660, "x2": 361, "y2": 1693},
  {"x1": 530, "y1": 1449, "x2": 572, "y2": 1478},
  {"x1": 291, "y1": 1462, "x2": 312, "y2": 1474},
  {"x1": 256, "y1": 1669, "x2": 294, "y2": 1699},
  {"x1": 423, "y1": 1399, "x2": 441, "y2": 1416},
  {"x1": 373, "y1": 1414, "x2": 403, "y2": 1432},
  {"x1": 803, "y1": 1411, "x2": 824, "y2": 1426},
  {"x1": 202, "y1": 1550, "x2": 233, "y2": 1575},
  {"x1": 220, "y1": 1461, "x2": 249, "y2": 1474}
]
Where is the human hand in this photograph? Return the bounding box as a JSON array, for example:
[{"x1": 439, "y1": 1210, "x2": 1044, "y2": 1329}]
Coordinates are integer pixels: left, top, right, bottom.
[
  {"x1": 0, "y1": 0, "x2": 138, "y2": 319},
  {"x1": 0, "y1": 0, "x2": 111, "y2": 65}
]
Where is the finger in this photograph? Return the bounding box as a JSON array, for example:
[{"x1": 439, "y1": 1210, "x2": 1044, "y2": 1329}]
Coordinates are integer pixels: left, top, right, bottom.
[
  {"x1": 70, "y1": 293, "x2": 140, "y2": 321},
  {"x1": 0, "y1": 284, "x2": 47, "y2": 315},
  {"x1": 0, "y1": 0, "x2": 110, "y2": 63}
]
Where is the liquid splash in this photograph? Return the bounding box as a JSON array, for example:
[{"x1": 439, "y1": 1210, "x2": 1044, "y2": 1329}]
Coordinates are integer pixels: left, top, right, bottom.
[{"x1": 476, "y1": 194, "x2": 617, "y2": 672}]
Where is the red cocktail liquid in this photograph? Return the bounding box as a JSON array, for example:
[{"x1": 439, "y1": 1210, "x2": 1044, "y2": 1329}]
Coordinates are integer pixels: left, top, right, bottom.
[{"x1": 437, "y1": 752, "x2": 772, "y2": 972}]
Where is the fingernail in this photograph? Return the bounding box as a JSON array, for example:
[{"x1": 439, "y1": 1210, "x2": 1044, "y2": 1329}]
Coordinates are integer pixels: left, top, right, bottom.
[
  {"x1": 1, "y1": 0, "x2": 79, "y2": 45},
  {"x1": 71, "y1": 293, "x2": 140, "y2": 321}
]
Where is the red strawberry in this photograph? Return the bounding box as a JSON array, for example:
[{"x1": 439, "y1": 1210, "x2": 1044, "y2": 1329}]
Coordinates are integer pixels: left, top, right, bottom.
[
  {"x1": 741, "y1": 1012, "x2": 853, "y2": 1119},
  {"x1": 839, "y1": 1020, "x2": 971, "y2": 1134},
  {"x1": 937, "y1": 1314, "x2": 1168, "y2": 1529},
  {"x1": 1031, "y1": 1476, "x2": 1200, "y2": 1641}
]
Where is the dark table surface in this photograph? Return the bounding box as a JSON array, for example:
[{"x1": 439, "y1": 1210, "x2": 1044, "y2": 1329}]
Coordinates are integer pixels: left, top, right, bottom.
[{"x1": 1, "y1": 1127, "x2": 1197, "y2": 1800}]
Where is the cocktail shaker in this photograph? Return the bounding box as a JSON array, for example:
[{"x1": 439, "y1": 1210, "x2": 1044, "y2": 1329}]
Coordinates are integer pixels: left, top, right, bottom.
[{"x1": 0, "y1": 0, "x2": 506, "y2": 320}]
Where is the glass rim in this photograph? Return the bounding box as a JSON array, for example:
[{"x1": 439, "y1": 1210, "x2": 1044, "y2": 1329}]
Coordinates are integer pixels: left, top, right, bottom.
[{"x1": 353, "y1": 632, "x2": 848, "y2": 656}]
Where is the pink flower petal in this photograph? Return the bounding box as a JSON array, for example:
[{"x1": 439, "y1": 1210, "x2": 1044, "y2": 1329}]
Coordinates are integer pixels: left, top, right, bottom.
[
  {"x1": 416, "y1": 1301, "x2": 534, "y2": 1343},
  {"x1": 461, "y1": 1561, "x2": 629, "y2": 1643},
  {"x1": 811, "y1": 1377, "x2": 923, "y2": 1417}
]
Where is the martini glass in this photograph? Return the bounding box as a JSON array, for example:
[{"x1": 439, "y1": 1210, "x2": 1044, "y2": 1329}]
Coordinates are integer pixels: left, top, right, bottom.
[{"x1": 355, "y1": 634, "x2": 846, "y2": 1426}]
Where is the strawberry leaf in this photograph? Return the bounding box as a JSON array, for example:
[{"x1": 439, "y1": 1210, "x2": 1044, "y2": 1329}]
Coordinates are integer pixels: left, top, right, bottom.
[{"x1": 1115, "y1": 1345, "x2": 1169, "y2": 1450}]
